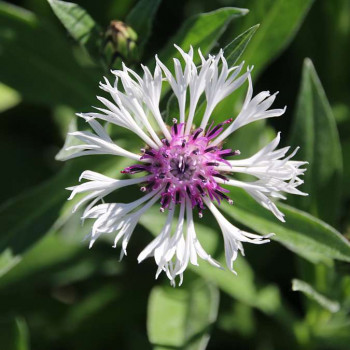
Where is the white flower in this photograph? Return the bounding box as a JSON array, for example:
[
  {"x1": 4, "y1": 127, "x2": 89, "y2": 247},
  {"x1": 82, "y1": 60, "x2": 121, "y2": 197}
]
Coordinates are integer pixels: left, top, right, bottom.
[{"x1": 63, "y1": 45, "x2": 307, "y2": 286}]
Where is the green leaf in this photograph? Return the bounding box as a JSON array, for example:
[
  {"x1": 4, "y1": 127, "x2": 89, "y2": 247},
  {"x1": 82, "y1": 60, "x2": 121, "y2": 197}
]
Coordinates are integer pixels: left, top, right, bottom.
[
  {"x1": 47, "y1": 0, "x2": 102, "y2": 61},
  {"x1": 147, "y1": 279, "x2": 219, "y2": 350},
  {"x1": 0, "y1": 2, "x2": 99, "y2": 109},
  {"x1": 0, "y1": 317, "x2": 29, "y2": 350},
  {"x1": 0, "y1": 165, "x2": 75, "y2": 261},
  {"x1": 0, "y1": 249, "x2": 21, "y2": 279},
  {"x1": 0, "y1": 83, "x2": 21, "y2": 113},
  {"x1": 224, "y1": 24, "x2": 260, "y2": 67},
  {"x1": 0, "y1": 231, "x2": 79, "y2": 290},
  {"x1": 220, "y1": 187, "x2": 350, "y2": 265},
  {"x1": 153, "y1": 7, "x2": 248, "y2": 71},
  {"x1": 126, "y1": 0, "x2": 162, "y2": 53},
  {"x1": 238, "y1": 0, "x2": 315, "y2": 77},
  {"x1": 292, "y1": 279, "x2": 340, "y2": 313},
  {"x1": 212, "y1": 0, "x2": 314, "y2": 119},
  {"x1": 0, "y1": 147, "x2": 134, "y2": 278},
  {"x1": 289, "y1": 59, "x2": 343, "y2": 224}
]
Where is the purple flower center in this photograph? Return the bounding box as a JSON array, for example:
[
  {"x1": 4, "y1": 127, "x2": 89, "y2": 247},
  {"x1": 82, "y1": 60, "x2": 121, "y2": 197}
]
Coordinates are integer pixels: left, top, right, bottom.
[{"x1": 122, "y1": 119, "x2": 240, "y2": 216}]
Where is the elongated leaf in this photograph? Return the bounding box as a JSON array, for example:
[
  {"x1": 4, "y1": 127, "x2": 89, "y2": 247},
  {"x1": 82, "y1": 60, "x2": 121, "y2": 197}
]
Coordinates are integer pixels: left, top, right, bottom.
[
  {"x1": 126, "y1": 0, "x2": 161, "y2": 53},
  {"x1": 292, "y1": 279, "x2": 340, "y2": 313},
  {"x1": 0, "y1": 317, "x2": 29, "y2": 350},
  {"x1": 213, "y1": 0, "x2": 314, "y2": 120},
  {"x1": 224, "y1": 24, "x2": 260, "y2": 67},
  {"x1": 220, "y1": 187, "x2": 350, "y2": 265},
  {"x1": 0, "y1": 2, "x2": 99, "y2": 109},
  {"x1": 0, "y1": 148, "x2": 133, "y2": 278},
  {"x1": 153, "y1": 7, "x2": 248, "y2": 71},
  {"x1": 47, "y1": 0, "x2": 102, "y2": 61},
  {"x1": 0, "y1": 165, "x2": 75, "y2": 257},
  {"x1": 289, "y1": 59, "x2": 343, "y2": 224},
  {"x1": 238, "y1": 0, "x2": 315, "y2": 76},
  {"x1": 147, "y1": 279, "x2": 219, "y2": 350}
]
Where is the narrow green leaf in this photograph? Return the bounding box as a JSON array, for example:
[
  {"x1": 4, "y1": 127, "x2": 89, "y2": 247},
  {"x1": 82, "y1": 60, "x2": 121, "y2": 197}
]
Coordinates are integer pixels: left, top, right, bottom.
[
  {"x1": 126, "y1": 0, "x2": 162, "y2": 53},
  {"x1": 153, "y1": 7, "x2": 248, "y2": 71},
  {"x1": 220, "y1": 187, "x2": 350, "y2": 265},
  {"x1": 0, "y1": 231, "x2": 79, "y2": 289},
  {"x1": 147, "y1": 279, "x2": 219, "y2": 350},
  {"x1": 0, "y1": 2, "x2": 99, "y2": 109},
  {"x1": 0, "y1": 150, "x2": 132, "y2": 278},
  {"x1": 0, "y1": 317, "x2": 29, "y2": 350},
  {"x1": 289, "y1": 59, "x2": 343, "y2": 224},
  {"x1": 238, "y1": 0, "x2": 315, "y2": 76},
  {"x1": 0, "y1": 165, "x2": 75, "y2": 258},
  {"x1": 292, "y1": 279, "x2": 340, "y2": 313},
  {"x1": 224, "y1": 24, "x2": 260, "y2": 67},
  {"x1": 213, "y1": 0, "x2": 314, "y2": 119},
  {"x1": 47, "y1": 0, "x2": 102, "y2": 61}
]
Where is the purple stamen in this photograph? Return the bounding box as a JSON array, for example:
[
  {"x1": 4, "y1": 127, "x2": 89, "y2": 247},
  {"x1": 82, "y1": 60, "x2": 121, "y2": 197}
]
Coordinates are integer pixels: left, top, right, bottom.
[
  {"x1": 121, "y1": 120, "x2": 237, "y2": 210},
  {"x1": 192, "y1": 128, "x2": 203, "y2": 140}
]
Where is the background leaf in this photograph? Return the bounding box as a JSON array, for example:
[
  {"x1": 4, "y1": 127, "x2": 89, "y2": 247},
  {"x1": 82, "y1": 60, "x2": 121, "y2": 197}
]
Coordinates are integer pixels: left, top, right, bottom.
[
  {"x1": 47, "y1": 0, "x2": 102, "y2": 62},
  {"x1": 213, "y1": 0, "x2": 315, "y2": 122},
  {"x1": 0, "y1": 317, "x2": 29, "y2": 350},
  {"x1": 147, "y1": 279, "x2": 219, "y2": 350},
  {"x1": 235, "y1": 0, "x2": 315, "y2": 77},
  {"x1": 220, "y1": 188, "x2": 350, "y2": 265},
  {"x1": 289, "y1": 58, "x2": 343, "y2": 225},
  {"x1": 0, "y1": 2, "x2": 99, "y2": 109},
  {"x1": 0, "y1": 83, "x2": 21, "y2": 113},
  {"x1": 152, "y1": 7, "x2": 248, "y2": 72},
  {"x1": 224, "y1": 24, "x2": 259, "y2": 67},
  {"x1": 292, "y1": 278, "x2": 340, "y2": 313},
  {"x1": 126, "y1": 0, "x2": 162, "y2": 54}
]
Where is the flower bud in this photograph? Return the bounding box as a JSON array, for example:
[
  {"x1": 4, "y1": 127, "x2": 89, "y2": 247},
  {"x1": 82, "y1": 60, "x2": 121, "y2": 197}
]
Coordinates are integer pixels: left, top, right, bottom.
[{"x1": 102, "y1": 20, "x2": 138, "y2": 68}]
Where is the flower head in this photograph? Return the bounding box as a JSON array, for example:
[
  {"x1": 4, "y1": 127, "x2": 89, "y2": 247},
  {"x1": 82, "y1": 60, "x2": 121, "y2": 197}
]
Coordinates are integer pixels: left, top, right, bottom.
[{"x1": 64, "y1": 46, "x2": 307, "y2": 286}]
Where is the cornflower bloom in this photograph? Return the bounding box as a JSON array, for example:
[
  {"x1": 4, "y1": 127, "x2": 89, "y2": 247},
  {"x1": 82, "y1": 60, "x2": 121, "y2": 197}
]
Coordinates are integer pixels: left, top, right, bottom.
[{"x1": 64, "y1": 45, "x2": 307, "y2": 285}]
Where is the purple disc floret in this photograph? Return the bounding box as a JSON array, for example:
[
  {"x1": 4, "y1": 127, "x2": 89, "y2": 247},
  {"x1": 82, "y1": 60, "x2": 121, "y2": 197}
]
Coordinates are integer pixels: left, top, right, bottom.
[{"x1": 122, "y1": 119, "x2": 240, "y2": 216}]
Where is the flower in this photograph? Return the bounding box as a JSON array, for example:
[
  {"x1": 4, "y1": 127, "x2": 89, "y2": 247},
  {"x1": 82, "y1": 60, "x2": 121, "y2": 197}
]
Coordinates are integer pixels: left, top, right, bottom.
[{"x1": 63, "y1": 45, "x2": 307, "y2": 286}]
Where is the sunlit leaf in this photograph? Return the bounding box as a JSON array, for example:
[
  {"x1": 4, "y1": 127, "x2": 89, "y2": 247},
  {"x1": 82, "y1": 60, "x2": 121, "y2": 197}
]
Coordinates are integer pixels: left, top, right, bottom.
[
  {"x1": 224, "y1": 24, "x2": 260, "y2": 67},
  {"x1": 213, "y1": 0, "x2": 314, "y2": 119},
  {"x1": 289, "y1": 59, "x2": 343, "y2": 224},
  {"x1": 153, "y1": 7, "x2": 248, "y2": 72},
  {"x1": 238, "y1": 0, "x2": 315, "y2": 77},
  {"x1": 0, "y1": 83, "x2": 21, "y2": 113},
  {"x1": 292, "y1": 278, "x2": 340, "y2": 313},
  {"x1": 147, "y1": 279, "x2": 219, "y2": 350},
  {"x1": 47, "y1": 0, "x2": 102, "y2": 61},
  {"x1": 221, "y1": 188, "x2": 350, "y2": 265}
]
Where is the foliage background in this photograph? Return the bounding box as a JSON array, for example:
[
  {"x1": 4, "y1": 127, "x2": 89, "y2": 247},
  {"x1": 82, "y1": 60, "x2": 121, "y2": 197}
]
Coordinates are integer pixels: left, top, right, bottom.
[{"x1": 1, "y1": 0, "x2": 350, "y2": 349}]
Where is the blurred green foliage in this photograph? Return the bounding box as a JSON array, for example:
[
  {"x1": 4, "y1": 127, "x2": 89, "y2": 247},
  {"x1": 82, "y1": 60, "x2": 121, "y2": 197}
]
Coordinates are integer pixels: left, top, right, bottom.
[{"x1": 1, "y1": 0, "x2": 350, "y2": 349}]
